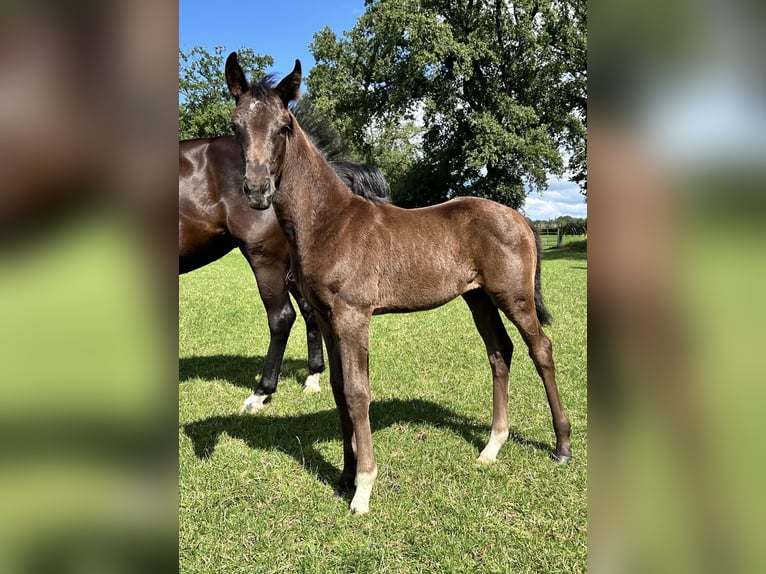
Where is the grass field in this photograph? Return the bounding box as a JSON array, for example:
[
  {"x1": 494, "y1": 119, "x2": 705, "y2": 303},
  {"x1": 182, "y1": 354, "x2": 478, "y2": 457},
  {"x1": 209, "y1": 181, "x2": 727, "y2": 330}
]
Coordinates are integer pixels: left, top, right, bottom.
[{"x1": 179, "y1": 238, "x2": 587, "y2": 573}]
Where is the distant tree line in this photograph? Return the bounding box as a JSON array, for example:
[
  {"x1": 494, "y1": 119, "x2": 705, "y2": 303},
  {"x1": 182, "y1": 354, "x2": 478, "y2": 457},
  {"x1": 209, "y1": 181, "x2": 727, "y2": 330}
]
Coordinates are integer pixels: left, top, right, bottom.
[
  {"x1": 532, "y1": 216, "x2": 587, "y2": 236},
  {"x1": 532, "y1": 216, "x2": 586, "y2": 247}
]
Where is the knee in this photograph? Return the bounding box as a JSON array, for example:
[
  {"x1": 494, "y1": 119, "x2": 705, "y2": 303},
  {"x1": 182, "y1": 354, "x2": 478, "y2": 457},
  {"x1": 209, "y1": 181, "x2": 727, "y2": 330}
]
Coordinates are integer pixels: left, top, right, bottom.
[
  {"x1": 269, "y1": 304, "x2": 296, "y2": 334},
  {"x1": 345, "y1": 384, "x2": 371, "y2": 413}
]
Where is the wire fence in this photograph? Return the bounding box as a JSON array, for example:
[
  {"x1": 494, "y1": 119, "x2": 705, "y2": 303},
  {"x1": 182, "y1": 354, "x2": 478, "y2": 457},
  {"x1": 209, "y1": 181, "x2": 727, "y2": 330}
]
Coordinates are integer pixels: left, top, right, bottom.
[
  {"x1": 539, "y1": 228, "x2": 562, "y2": 249},
  {"x1": 538, "y1": 229, "x2": 586, "y2": 249}
]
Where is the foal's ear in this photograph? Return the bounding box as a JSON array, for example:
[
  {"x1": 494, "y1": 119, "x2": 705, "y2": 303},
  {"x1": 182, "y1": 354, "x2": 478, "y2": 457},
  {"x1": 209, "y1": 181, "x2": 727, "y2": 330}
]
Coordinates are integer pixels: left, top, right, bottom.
[
  {"x1": 225, "y1": 52, "x2": 250, "y2": 102},
  {"x1": 275, "y1": 59, "x2": 302, "y2": 107}
]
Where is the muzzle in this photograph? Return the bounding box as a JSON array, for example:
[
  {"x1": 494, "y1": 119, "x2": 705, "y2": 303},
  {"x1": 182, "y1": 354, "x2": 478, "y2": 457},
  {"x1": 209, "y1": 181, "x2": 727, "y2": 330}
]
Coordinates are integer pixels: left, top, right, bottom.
[{"x1": 243, "y1": 166, "x2": 274, "y2": 210}]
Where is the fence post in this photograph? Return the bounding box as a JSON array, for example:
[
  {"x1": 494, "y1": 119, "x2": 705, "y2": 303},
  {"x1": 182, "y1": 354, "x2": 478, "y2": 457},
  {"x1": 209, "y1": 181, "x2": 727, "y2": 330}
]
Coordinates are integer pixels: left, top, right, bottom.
[{"x1": 557, "y1": 227, "x2": 563, "y2": 247}]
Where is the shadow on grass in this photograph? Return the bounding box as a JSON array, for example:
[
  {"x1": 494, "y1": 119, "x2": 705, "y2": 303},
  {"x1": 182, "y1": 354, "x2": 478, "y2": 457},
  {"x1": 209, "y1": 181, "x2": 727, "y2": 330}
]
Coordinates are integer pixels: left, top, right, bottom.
[
  {"x1": 179, "y1": 354, "x2": 310, "y2": 390},
  {"x1": 543, "y1": 239, "x2": 588, "y2": 261},
  {"x1": 182, "y1": 399, "x2": 557, "y2": 489}
]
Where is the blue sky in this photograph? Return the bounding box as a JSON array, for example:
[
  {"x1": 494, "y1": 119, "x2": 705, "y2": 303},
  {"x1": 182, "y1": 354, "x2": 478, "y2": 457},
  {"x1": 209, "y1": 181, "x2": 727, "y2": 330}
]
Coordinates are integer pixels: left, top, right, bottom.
[
  {"x1": 180, "y1": 0, "x2": 586, "y2": 220},
  {"x1": 179, "y1": 0, "x2": 365, "y2": 77}
]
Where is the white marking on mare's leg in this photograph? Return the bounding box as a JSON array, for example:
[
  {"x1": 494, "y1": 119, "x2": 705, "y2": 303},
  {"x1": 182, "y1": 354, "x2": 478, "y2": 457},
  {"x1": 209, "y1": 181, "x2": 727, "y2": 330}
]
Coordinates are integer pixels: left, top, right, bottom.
[
  {"x1": 477, "y1": 429, "x2": 510, "y2": 464},
  {"x1": 303, "y1": 373, "x2": 321, "y2": 393},
  {"x1": 349, "y1": 469, "x2": 378, "y2": 515},
  {"x1": 240, "y1": 393, "x2": 268, "y2": 414}
]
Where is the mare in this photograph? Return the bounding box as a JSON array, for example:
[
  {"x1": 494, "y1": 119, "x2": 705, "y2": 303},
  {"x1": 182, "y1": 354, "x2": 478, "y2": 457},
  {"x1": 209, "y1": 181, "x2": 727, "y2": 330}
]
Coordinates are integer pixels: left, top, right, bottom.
[
  {"x1": 225, "y1": 54, "x2": 572, "y2": 514},
  {"x1": 179, "y1": 128, "x2": 390, "y2": 412}
]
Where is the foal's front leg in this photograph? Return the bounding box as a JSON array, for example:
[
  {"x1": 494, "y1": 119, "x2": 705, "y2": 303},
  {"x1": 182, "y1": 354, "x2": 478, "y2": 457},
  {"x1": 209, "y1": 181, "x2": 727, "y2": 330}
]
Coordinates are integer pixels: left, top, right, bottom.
[
  {"x1": 319, "y1": 320, "x2": 356, "y2": 490},
  {"x1": 332, "y1": 307, "x2": 377, "y2": 515}
]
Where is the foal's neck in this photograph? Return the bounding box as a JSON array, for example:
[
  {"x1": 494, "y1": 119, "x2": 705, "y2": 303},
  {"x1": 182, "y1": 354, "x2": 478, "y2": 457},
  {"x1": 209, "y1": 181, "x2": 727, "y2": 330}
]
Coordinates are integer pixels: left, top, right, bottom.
[{"x1": 274, "y1": 124, "x2": 353, "y2": 243}]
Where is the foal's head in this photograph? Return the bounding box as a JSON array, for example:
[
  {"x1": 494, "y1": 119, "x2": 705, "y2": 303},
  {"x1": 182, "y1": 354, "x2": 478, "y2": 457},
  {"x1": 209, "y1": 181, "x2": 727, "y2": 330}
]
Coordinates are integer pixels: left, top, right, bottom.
[{"x1": 225, "y1": 52, "x2": 301, "y2": 210}]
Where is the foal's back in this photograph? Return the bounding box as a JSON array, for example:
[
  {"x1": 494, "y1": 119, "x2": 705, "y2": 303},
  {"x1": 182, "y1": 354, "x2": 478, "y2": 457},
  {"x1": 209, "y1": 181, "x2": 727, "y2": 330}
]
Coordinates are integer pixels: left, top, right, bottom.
[{"x1": 307, "y1": 193, "x2": 537, "y2": 314}]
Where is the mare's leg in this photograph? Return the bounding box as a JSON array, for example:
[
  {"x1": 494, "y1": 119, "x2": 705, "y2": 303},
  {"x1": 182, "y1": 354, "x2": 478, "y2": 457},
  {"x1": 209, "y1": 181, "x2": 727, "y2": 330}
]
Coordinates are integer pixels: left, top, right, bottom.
[
  {"x1": 329, "y1": 305, "x2": 376, "y2": 514},
  {"x1": 240, "y1": 251, "x2": 296, "y2": 413},
  {"x1": 496, "y1": 289, "x2": 572, "y2": 462},
  {"x1": 287, "y1": 276, "x2": 324, "y2": 393},
  {"x1": 463, "y1": 289, "x2": 515, "y2": 463}
]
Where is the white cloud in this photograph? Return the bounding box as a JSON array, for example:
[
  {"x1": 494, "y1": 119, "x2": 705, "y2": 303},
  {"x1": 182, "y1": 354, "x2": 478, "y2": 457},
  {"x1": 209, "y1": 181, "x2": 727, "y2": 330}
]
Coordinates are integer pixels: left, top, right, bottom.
[{"x1": 521, "y1": 176, "x2": 587, "y2": 220}]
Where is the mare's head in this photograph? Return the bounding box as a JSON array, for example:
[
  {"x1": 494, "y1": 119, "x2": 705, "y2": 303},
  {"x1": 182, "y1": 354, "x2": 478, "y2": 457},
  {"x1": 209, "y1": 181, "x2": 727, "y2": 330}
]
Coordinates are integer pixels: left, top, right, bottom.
[{"x1": 225, "y1": 52, "x2": 301, "y2": 210}]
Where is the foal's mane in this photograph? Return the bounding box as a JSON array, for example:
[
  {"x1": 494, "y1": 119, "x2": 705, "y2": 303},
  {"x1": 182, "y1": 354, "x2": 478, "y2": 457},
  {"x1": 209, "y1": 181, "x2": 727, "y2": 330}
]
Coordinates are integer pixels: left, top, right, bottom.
[{"x1": 327, "y1": 162, "x2": 391, "y2": 204}]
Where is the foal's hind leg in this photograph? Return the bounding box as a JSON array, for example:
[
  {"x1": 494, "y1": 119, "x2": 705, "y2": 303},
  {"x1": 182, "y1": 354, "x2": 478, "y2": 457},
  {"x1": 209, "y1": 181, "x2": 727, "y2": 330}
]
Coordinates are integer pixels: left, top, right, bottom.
[
  {"x1": 287, "y1": 277, "x2": 324, "y2": 393},
  {"x1": 500, "y1": 293, "x2": 572, "y2": 462},
  {"x1": 463, "y1": 290, "x2": 515, "y2": 463},
  {"x1": 240, "y1": 253, "x2": 296, "y2": 413}
]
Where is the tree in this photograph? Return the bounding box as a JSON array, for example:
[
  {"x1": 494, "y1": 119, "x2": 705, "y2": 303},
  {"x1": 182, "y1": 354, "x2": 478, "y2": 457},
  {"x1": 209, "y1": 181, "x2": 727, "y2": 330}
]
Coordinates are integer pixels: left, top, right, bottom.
[
  {"x1": 178, "y1": 46, "x2": 360, "y2": 164},
  {"x1": 308, "y1": 0, "x2": 586, "y2": 207},
  {"x1": 179, "y1": 46, "x2": 273, "y2": 139},
  {"x1": 555, "y1": 215, "x2": 587, "y2": 235}
]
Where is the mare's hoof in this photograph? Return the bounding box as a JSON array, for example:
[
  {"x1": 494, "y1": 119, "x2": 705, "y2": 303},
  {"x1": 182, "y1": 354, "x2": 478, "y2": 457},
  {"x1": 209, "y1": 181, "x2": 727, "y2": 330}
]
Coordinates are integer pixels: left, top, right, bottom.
[
  {"x1": 476, "y1": 454, "x2": 495, "y2": 465},
  {"x1": 240, "y1": 394, "x2": 269, "y2": 414},
  {"x1": 303, "y1": 373, "x2": 321, "y2": 394}
]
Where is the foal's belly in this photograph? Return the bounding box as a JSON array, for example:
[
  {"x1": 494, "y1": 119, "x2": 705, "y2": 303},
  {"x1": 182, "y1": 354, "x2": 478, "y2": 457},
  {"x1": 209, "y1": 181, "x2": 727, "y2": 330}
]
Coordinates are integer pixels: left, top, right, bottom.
[{"x1": 372, "y1": 267, "x2": 481, "y2": 314}]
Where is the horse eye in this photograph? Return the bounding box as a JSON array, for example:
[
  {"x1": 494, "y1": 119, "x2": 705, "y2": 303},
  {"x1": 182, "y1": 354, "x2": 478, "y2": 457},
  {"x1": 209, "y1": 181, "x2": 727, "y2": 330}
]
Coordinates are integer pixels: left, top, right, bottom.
[{"x1": 280, "y1": 124, "x2": 292, "y2": 136}]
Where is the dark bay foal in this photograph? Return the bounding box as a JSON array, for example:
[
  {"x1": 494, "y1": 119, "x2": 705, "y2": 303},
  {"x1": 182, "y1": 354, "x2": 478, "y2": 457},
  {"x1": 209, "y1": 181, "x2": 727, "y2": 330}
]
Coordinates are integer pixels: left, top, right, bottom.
[{"x1": 225, "y1": 54, "x2": 571, "y2": 514}]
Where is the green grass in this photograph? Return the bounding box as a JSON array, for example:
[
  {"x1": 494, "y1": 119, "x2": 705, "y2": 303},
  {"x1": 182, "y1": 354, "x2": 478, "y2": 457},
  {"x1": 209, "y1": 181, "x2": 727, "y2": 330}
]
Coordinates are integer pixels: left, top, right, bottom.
[
  {"x1": 179, "y1": 240, "x2": 587, "y2": 573},
  {"x1": 540, "y1": 233, "x2": 586, "y2": 250}
]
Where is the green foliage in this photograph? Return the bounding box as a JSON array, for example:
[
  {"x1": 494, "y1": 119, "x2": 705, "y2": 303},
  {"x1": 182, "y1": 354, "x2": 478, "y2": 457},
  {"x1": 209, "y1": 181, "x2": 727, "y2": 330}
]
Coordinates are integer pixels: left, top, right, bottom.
[
  {"x1": 308, "y1": 0, "x2": 586, "y2": 207},
  {"x1": 179, "y1": 46, "x2": 273, "y2": 139},
  {"x1": 556, "y1": 216, "x2": 587, "y2": 235},
  {"x1": 179, "y1": 246, "x2": 587, "y2": 572}
]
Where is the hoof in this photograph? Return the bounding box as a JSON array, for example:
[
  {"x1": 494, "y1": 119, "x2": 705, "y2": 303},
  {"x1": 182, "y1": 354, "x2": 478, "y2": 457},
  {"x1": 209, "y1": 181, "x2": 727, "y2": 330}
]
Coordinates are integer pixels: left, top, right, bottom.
[
  {"x1": 350, "y1": 501, "x2": 369, "y2": 515},
  {"x1": 551, "y1": 451, "x2": 572, "y2": 465},
  {"x1": 476, "y1": 454, "x2": 495, "y2": 465},
  {"x1": 240, "y1": 394, "x2": 269, "y2": 414},
  {"x1": 303, "y1": 373, "x2": 321, "y2": 394}
]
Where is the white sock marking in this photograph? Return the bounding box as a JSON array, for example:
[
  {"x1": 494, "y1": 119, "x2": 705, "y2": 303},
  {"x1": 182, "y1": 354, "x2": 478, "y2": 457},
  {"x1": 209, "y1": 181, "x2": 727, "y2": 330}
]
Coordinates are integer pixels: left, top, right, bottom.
[
  {"x1": 241, "y1": 393, "x2": 268, "y2": 413},
  {"x1": 303, "y1": 373, "x2": 321, "y2": 393},
  {"x1": 349, "y1": 469, "x2": 377, "y2": 515},
  {"x1": 477, "y1": 429, "x2": 509, "y2": 463}
]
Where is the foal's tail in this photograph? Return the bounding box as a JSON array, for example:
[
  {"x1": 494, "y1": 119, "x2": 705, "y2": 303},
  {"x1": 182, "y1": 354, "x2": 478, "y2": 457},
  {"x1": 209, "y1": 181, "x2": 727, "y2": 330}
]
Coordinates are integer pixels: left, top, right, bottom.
[{"x1": 526, "y1": 219, "x2": 553, "y2": 326}]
